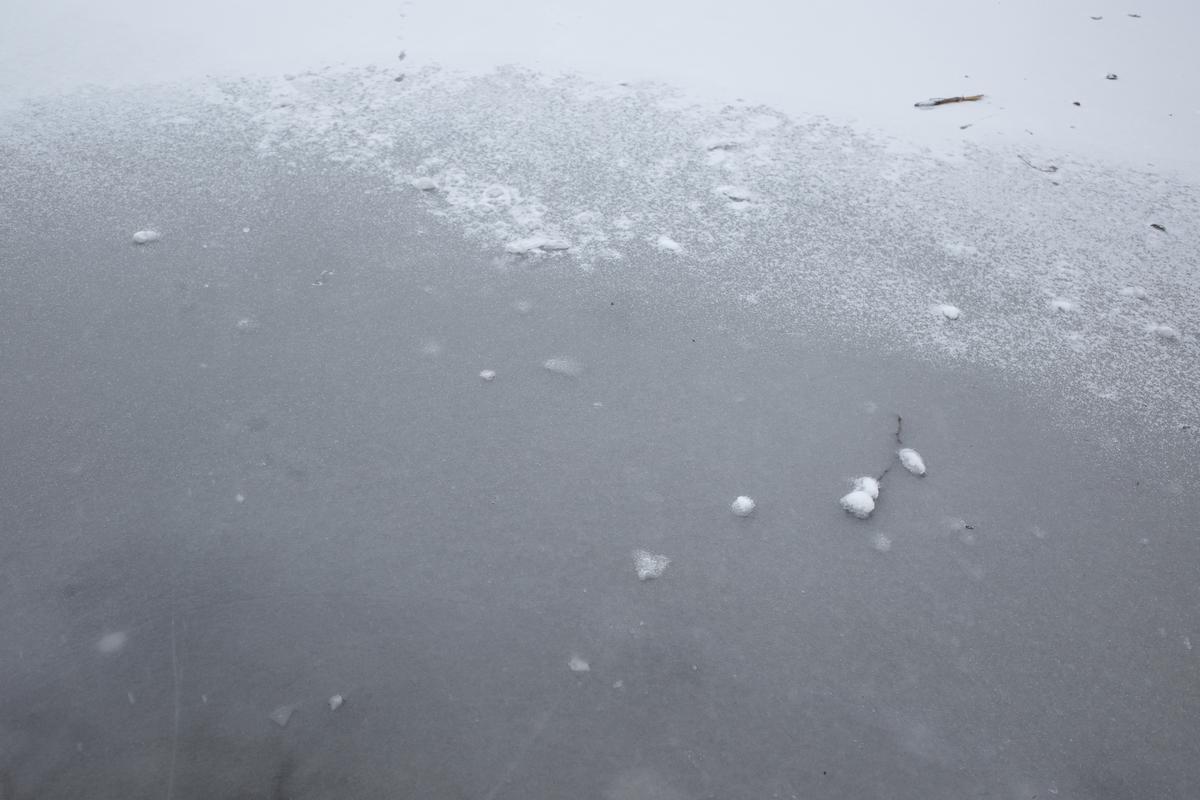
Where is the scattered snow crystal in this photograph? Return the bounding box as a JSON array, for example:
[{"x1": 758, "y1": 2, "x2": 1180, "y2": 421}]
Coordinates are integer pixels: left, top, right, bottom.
[
  {"x1": 568, "y1": 655, "x2": 591, "y2": 673},
  {"x1": 97, "y1": 631, "x2": 128, "y2": 655},
  {"x1": 730, "y1": 495, "x2": 756, "y2": 517},
  {"x1": 898, "y1": 448, "x2": 927, "y2": 476},
  {"x1": 870, "y1": 533, "x2": 893, "y2": 552},
  {"x1": 633, "y1": 549, "x2": 670, "y2": 580},
  {"x1": 840, "y1": 490, "x2": 875, "y2": 519},
  {"x1": 543, "y1": 357, "x2": 583, "y2": 377},
  {"x1": 853, "y1": 476, "x2": 880, "y2": 499},
  {"x1": 132, "y1": 230, "x2": 161, "y2": 244}
]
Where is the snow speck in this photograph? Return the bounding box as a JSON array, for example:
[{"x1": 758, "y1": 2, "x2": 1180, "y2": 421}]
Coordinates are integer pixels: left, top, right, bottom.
[
  {"x1": 97, "y1": 631, "x2": 128, "y2": 655},
  {"x1": 127, "y1": 691, "x2": 136, "y2": 705},
  {"x1": 633, "y1": 549, "x2": 670, "y2": 580},
  {"x1": 504, "y1": 236, "x2": 571, "y2": 254},
  {"x1": 898, "y1": 448, "x2": 927, "y2": 476},
  {"x1": 853, "y1": 476, "x2": 880, "y2": 500},
  {"x1": 942, "y1": 243, "x2": 979, "y2": 258},
  {"x1": 1147, "y1": 323, "x2": 1180, "y2": 341},
  {"x1": 730, "y1": 495, "x2": 756, "y2": 517},
  {"x1": 479, "y1": 369, "x2": 497, "y2": 381},
  {"x1": 840, "y1": 490, "x2": 875, "y2": 519},
  {"x1": 656, "y1": 235, "x2": 682, "y2": 253},
  {"x1": 421, "y1": 339, "x2": 443, "y2": 357},
  {"x1": 568, "y1": 654, "x2": 591, "y2": 673},
  {"x1": 543, "y1": 357, "x2": 584, "y2": 377},
  {"x1": 269, "y1": 704, "x2": 297, "y2": 728},
  {"x1": 411, "y1": 176, "x2": 438, "y2": 191},
  {"x1": 132, "y1": 229, "x2": 161, "y2": 244},
  {"x1": 1050, "y1": 298, "x2": 1078, "y2": 313},
  {"x1": 934, "y1": 303, "x2": 961, "y2": 320},
  {"x1": 328, "y1": 694, "x2": 344, "y2": 711},
  {"x1": 1119, "y1": 286, "x2": 1149, "y2": 300},
  {"x1": 234, "y1": 317, "x2": 261, "y2": 334},
  {"x1": 235, "y1": 493, "x2": 245, "y2": 503},
  {"x1": 870, "y1": 533, "x2": 893, "y2": 552},
  {"x1": 514, "y1": 300, "x2": 533, "y2": 315}
]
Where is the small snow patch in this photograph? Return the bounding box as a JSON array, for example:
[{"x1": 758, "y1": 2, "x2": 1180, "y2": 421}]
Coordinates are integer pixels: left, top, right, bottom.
[
  {"x1": 411, "y1": 176, "x2": 437, "y2": 191},
  {"x1": 1119, "y1": 286, "x2": 1148, "y2": 300},
  {"x1": 328, "y1": 694, "x2": 344, "y2": 711},
  {"x1": 1147, "y1": 323, "x2": 1180, "y2": 341},
  {"x1": 568, "y1": 655, "x2": 591, "y2": 673},
  {"x1": 898, "y1": 448, "x2": 926, "y2": 476},
  {"x1": 853, "y1": 476, "x2": 880, "y2": 500},
  {"x1": 505, "y1": 236, "x2": 571, "y2": 254},
  {"x1": 633, "y1": 549, "x2": 670, "y2": 580},
  {"x1": 730, "y1": 495, "x2": 756, "y2": 517},
  {"x1": 656, "y1": 235, "x2": 682, "y2": 253},
  {"x1": 1050, "y1": 298, "x2": 1078, "y2": 312},
  {"x1": 870, "y1": 533, "x2": 892, "y2": 552},
  {"x1": 234, "y1": 317, "x2": 261, "y2": 334},
  {"x1": 543, "y1": 357, "x2": 583, "y2": 377},
  {"x1": 479, "y1": 369, "x2": 497, "y2": 381},
  {"x1": 840, "y1": 490, "x2": 875, "y2": 519},
  {"x1": 132, "y1": 230, "x2": 161, "y2": 244},
  {"x1": 97, "y1": 631, "x2": 129, "y2": 655},
  {"x1": 514, "y1": 300, "x2": 533, "y2": 315},
  {"x1": 942, "y1": 243, "x2": 979, "y2": 257}
]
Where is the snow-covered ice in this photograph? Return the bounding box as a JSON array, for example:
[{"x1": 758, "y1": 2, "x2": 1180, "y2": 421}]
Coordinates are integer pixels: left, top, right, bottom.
[
  {"x1": 568, "y1": 654, "x2": 591, "y2": 672},
  {"x1": 853, "y1": 476, "x2": 880, "y2": 500},
  {"x1": 131, "y1": 229, "x2": 161, "y2": 244},
  {"x1": 504, "y1": 236, "x2": 571, "y2": 254},
  {"x1": 1147, "y1": 323, "x2": 1180, "y2": 341},
  {"x1": 898, "y1": 448, "x2": 927, "y2": 476},
  {"x1": 479, "y1": 369, "x2": 497, "y2": 381},
  {"x1": 656, "y1": 235, "x2": 682, "y2": 253},
  {"x1": 730, "y1": 495, "x2": 756, "y2": 517},
  {"x1": 96, "y1": 631, "x2": 128, "y2": 655},
  {"x1": 840, "y1": 490, "x2": 875, "y2": 519},
  {"x1": 633, "y1": 549, "x2": 670, "y2": 580},
  {"x1": 934, "y1": 304, "x2": 961, "y2": 320},
  {"x1": 543, "y1": 357, "x2": 583, "y2": 377}
]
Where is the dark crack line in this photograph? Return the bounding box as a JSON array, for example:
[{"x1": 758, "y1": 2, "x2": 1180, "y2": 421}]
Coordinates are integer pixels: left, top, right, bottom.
[{"x1": 875, "y1": 414, "x2": 905, "y2": 482}]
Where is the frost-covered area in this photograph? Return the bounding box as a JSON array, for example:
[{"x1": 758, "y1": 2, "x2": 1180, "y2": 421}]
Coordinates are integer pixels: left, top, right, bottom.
[{"x1": 3, "y1": 66, "x2": 1198, "y2": 433}]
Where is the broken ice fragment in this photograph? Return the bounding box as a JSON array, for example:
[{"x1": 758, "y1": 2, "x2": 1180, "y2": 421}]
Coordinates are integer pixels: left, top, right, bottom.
[
  {"x1": 840, "y1": 490, "x2": 875, "y2": 519},
  {"x1": 898, "y1": 448, "x2": 927, "y2": 476},
  {"x1": 269, "y1": 705, "x2": 297, "y2": 727},
  {"x1": 132, "y1": 229, "x2": 162, "y2": 244},
  {"x1": 730, "y1": 496, "x2": 756, "y2": 517},
  {"x1": 633, "y1": 549, "x2": 670, "y2": 580}
]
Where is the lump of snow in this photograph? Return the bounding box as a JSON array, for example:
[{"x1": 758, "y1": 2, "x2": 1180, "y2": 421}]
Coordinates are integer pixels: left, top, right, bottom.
[
  {"x1": 411, "y1": 176, "x2": 438, "y2": 191},
  {"x1": 633, "y1": 549, "x2": 670, "y2": 580},
  {"x1": 935, "y1": 304, "x2": 961, "y2": 320},
  {"x1": 328, "y1": 694, "x2": 344, "y2": 711},
  {"x1": 97, "y1": 631, "x2": 129, "y2": 655},
  {"x1": 543, "y1": 357, "x2": 583, "y2": 377},
  {"x1": 480, "y1": 369, "x2": 497, "y2": 381},
  {"x1": 656, "y1": 235, "x2": 682, "y2": 253},
  {"x1": 730, "y1": 495, "x2": 756, "y2": 517},
  {"x1": 1119, "y1": 286, "x2": 1148, "y2": 300},
  {"x1": 568, "y1": 655, "x2": 591, "y2": 673},
  {"x1": 1147, "y1": 323, "x2": 1180, "y2": 340},
  {"x1": 505, "y1": 236, "x2": 571, "y2": 255},
  {"x1": 853, "y1": 476, "x2": 880, "y2": 500},
  {"x1": 840, "y1": 490, "x2": 875, "y2": 519},
  {"x1": 269, "y1": 704, "x2": 297, "y2": 728},
  {"x1": 898, "y1": 448, "x2": 926, "y2": 476},
  {"x1": 1050, "y1": 298, "x2": 1078, "y2": 312},
  {"x1": 132, "y1": 230, "x2": 161, "y2": 244},
  {"x1": 715, "y1": 185, "x2": 754, "y2": 202}
]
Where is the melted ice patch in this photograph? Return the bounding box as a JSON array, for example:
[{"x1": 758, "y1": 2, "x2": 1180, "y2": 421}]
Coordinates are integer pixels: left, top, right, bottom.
[{"x1": 96, "y1": 631, "x2": 129, "y2": 655}]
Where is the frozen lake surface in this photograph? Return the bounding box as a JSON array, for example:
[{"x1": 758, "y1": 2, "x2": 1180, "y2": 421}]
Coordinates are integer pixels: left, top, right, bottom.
[{"x1": 1, "y1": 9, "x2": 1199, "y2": 798}]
